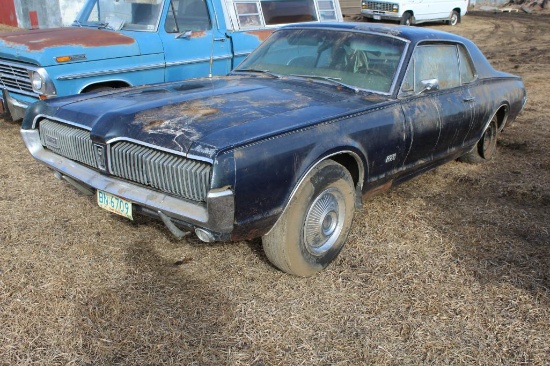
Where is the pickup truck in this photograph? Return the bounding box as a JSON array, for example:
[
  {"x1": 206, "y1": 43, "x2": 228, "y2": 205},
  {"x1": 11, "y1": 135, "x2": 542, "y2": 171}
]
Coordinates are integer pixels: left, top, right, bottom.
[{"x1": 0, "y1": 0, "x2": 342, "y2": 120}]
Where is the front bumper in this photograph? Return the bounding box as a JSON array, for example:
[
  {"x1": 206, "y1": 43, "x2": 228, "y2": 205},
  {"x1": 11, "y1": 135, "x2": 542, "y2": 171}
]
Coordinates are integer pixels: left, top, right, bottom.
[
  {"x1": 21, "y1": 128, "x2": 235, "y2": 240},
  {"x1": 360, "y1": 10, "x2": 401, "y2": 21},
  {"x1": 1, "y1": 89, "x2": 31, "y2": 121}
]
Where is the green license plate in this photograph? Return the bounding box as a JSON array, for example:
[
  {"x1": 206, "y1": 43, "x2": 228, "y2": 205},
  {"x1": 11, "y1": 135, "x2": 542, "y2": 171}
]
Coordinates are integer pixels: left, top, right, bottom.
[{"x1": 97, "y1": 190, "x2": 133, "y2": 220}]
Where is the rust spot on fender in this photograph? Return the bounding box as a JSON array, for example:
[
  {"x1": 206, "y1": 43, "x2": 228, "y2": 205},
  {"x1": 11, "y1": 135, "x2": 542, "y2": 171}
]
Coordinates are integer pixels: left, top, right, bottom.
[
  {"x1": 245, "y1": 29, "x2": 273, "y2": 42},
  {"x1": 0, "y1": 28, "x2": 135, "y2": 51},
  {"x1": 143, "y1": 120, "x2": 165, "y2": 132}
]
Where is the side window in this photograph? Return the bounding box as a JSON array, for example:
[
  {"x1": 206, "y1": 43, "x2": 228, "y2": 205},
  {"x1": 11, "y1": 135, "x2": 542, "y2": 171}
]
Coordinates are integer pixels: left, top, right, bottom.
[
  {"x1": 400, "y1": 44, "x2": 462, "y2": 94},
  {"x1": 165, "y1": 0, "x2": 212, "y2": 33},
  {"x1": 458, "y1": 45, "x2": 476, "y2": 84}
]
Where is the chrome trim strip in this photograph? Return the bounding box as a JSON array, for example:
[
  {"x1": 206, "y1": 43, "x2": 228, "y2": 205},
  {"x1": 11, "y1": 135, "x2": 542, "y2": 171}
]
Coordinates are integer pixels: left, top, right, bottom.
[
  {"x1": 57, "y1": 62, "x2": 166, "y2": 80},
  {"x1": 32, "y1": 114, "x2": 93, "y2": 130},
  {"x1": 21, "y1": 129, "x2": 234, "y2": 233},
  {"x1": 165, "y1": 55, "x2": 233, "y2": 68},
  {"x1": 233, "y1": 52, "x2": 252, "y2": 58}
]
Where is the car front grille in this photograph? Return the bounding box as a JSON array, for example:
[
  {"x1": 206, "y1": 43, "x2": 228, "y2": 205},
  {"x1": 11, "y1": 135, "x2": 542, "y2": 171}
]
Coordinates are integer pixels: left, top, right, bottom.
[
  {"x1": 38, "y1": 118, "x2": 212, "y2": 202},
  {"x1": 110, "y1": 142, "x2": 211, "y2": 202},
  {"x1": 364, "y1": 1, "x2": 395, "y2": 11},
  {"x1": 0, "y1": 59, "x2": 37, "y2": 97}
]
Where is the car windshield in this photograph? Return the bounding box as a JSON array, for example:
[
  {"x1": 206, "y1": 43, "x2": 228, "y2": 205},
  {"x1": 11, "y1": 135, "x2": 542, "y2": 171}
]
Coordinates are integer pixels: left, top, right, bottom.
[
  {"x1": 75, "y1": 0, "x2": 163, "y2": 32},
  {"x1": 235, "y1": 29, "x2": 407, "y2": 94}
]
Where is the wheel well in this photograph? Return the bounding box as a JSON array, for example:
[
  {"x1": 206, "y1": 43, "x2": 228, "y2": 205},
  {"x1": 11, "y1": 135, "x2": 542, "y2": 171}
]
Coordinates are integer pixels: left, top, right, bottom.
[
  {"x1": 81, "y1": 81, "x2": 131, "y2": 93},
  {"x1": 329, "y1": 153, "x2": 361, "y2": 188},
  {"x1": 453, "y1": 8, "x2": 461, "y2": 19},
  {"x1": 495, "y1": 105, "x2": 509, "y2": 130}
]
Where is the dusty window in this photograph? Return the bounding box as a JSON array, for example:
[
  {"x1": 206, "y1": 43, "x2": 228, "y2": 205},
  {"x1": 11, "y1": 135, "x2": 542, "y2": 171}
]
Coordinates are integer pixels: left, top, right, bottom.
[
  {"x1": 458, "y1": 45, "x2": 476, "y2": 84},
  {"x1": 165, "y1": 0, "x2": 212, "y2": 33},
  {"x1": 401, "y1": 43, "x2": 465, "y2": 93}
]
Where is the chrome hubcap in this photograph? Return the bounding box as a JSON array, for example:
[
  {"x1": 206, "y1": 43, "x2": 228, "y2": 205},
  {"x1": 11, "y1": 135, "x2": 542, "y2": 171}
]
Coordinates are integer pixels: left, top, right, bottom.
[{"x1": 303, "y1": 188, "x2": 346, "y2": 256}]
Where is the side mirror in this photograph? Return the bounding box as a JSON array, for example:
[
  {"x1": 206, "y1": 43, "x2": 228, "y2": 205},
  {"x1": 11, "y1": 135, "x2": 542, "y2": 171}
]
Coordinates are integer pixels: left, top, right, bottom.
[
  {"x1": 418, "y1": 78, "x2": 440, "y2": 94},
  {"x1": 176, "y1": 30, "x2": 193, "y2": 39}
]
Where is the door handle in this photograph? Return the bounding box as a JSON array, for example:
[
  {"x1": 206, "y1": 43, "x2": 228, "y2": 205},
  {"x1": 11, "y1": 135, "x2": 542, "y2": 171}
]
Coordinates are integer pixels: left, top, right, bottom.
[
  {"x1": 213, "y1": 38, "x2": 226, "y2": 42},
  {"x1": 463, "y1": 96, "x2": 475, "y2": 102}
]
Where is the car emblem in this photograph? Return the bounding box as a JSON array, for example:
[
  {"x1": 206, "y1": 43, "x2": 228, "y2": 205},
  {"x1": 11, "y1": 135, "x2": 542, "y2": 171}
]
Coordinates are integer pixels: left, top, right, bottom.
[
  {"x1": 93, "y1": 144, "x2": 107, "y2": 171},
  {"x1": 45, "y1": 134, "x2": 59, "y2": 148}
]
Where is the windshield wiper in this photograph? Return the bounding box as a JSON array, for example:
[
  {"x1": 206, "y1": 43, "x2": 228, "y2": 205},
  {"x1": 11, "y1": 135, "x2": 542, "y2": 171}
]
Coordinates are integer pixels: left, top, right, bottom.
[
  {"x1": 233, "y1": 69, "x2": 281, "y2": 79},
  {"x1": 290, "y1": 74, "x2": 359, "y2": 93},
  {"x1": 72, "y1": 20, "x2": 82, "y2": 27}
]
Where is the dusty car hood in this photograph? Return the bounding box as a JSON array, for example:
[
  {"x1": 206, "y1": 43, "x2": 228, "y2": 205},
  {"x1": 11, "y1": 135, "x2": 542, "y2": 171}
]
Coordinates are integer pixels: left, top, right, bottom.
[
  {"x1": 0, "y1": 27, "x2": 145, "y2": 66},
  {"x1": 27, "y1": 76, "x2": 391, "y2": 158}
]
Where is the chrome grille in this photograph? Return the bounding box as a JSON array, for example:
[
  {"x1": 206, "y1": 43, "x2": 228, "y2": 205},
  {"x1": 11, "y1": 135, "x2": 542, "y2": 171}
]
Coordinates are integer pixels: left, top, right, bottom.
[
  {"x1": 0, "y1": 59, "x2": 37, "y2": 97},
  {"x1": 38, "y1": 118, "x2": 212, "y2": 202},
  {"x1": 365, "y1": 1, "x2": 395, "y2": 11},
  {"x1": 39, "y1": 119, "x2": 97, "y2": 168},
  {"x1": 110, "y1": 142, "x2": 211, "y2": 202}
]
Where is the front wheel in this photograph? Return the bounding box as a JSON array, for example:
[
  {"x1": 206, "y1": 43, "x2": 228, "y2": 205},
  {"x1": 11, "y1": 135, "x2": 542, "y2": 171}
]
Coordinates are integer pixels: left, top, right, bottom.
[
  {"x1": 400, "y1": 12, "x2": 413, "y2": 26},
  {"x1": 459, "y1": 116, "x2": 498, "y2": 163},
  {"x1": 262, "y1": 160, "x2": 356, "y2": 277},
  {"x1": 448, "y1": 10, "x2": 459, "y2": 26}
]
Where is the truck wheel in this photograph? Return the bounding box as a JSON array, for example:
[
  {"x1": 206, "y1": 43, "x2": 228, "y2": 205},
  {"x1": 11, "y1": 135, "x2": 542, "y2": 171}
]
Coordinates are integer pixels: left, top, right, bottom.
[
  {"x1": 262, "y1": 160, "x2": 355, "y2": 277},
  {"x1": 459, "y1": 116, "x2": 498, "y2": 163},
  {"x1": 448, "y1": 10, "x2": 459, "y2": 26},
  {"x1": 400, "y1": 12, "x2": 412, "y2": 26}
]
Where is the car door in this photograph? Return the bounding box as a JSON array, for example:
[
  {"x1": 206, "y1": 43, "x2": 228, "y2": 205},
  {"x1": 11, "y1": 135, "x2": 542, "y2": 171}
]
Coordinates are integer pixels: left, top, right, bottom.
[
  {"x1": 398, "y1": 42, "x2": 476, "y2": 171},
  {"x1": 161, "y1": 0, "x2": 232, "y2": 81}
]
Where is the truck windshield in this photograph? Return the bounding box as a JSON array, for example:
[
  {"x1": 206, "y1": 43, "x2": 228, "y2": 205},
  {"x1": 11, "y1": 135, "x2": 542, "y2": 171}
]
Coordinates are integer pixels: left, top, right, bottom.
[
  {"x1": 75, "y1": 0, "x2": 164, "y2": 32},
  {"x1": 235, "y1": 29, "x2": 407, "y2": 94}
]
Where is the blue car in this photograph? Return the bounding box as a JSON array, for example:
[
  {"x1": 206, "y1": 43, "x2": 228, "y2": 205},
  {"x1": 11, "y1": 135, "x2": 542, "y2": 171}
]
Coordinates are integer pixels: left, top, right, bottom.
[{"x1": 21, "y1": 23, "x2": 527, "y2": 276}]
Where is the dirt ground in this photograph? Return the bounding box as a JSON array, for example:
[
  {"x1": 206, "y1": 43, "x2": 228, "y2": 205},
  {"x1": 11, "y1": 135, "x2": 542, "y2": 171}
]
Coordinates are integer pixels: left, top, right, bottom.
[{"x1": 0, "y1": 12, "x2": 549, "y2": 365}]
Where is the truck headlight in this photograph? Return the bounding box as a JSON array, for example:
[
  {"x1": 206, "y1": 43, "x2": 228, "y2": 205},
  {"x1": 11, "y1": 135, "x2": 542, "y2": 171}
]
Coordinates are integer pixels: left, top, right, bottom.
[
  {"x1": 30, "y1": 68, "x2": 56, "y2": 97},
  {"x1": 31, "y1": 72, "x2": 43, "y2": 91}
]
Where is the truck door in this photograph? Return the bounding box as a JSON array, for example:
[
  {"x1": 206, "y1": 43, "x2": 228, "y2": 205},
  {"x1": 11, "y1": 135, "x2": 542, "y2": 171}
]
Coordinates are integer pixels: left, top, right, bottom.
[{"x1": 161, "y1": 0, "x2": 232, "y2": 81}]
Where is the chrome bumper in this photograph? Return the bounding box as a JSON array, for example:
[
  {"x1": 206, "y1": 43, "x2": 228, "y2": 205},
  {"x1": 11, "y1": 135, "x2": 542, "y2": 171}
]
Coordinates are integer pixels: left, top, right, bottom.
[
  {"x1": 1, "y1": 89, "x2": 30, "y2": 121},
  {"x1": 21, "y1": 128, "x2": 235, "y2": 238}
]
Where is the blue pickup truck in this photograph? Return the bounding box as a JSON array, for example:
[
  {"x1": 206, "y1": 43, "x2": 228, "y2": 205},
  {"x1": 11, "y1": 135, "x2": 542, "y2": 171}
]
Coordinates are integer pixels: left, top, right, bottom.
[{"x1": 0, "y1": 0, "x2": 342, "y2": 120}]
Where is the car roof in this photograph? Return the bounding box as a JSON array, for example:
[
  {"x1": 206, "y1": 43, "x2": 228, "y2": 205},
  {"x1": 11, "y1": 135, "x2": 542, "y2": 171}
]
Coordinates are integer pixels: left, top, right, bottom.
[{"x1": 280, "y1": 21, "x2": 468, "y2": 44}]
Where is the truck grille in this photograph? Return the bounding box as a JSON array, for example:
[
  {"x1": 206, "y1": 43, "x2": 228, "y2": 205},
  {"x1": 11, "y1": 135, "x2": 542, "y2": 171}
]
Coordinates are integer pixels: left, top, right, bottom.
[
  {"x1": 364, "y1": 1, "x2": 395, "y2": 11},
  {"x1": 0, "y1": 59, "x2": 37, "y2": 97},
  {"x1": 38, "y1": 119, "x2": 212, "y2": 202}
]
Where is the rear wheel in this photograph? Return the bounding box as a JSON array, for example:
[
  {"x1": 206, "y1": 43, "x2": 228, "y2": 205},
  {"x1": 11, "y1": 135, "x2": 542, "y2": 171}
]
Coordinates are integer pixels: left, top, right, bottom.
[
  {"x1": 460, "y1": 116, "x2": 498, "y2": 163},
  {"x1": 262, "y1": 160, "x2": 356, "y2": 277}
]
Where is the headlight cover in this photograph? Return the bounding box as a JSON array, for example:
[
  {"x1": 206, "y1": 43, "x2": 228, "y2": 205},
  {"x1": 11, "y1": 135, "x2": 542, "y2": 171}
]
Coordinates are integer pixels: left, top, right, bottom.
[{"x1": 30, "y1": 68, "x2": 56, "y2": 97}]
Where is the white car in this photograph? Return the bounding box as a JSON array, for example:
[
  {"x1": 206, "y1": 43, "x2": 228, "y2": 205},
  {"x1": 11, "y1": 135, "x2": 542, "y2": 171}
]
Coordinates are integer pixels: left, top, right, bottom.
[{"x1": 361, "y1": 0, "x2": 468, "y2": 26}]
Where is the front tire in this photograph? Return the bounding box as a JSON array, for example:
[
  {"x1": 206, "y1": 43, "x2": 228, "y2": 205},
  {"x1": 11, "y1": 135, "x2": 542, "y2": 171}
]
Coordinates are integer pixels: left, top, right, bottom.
[
  {"x1": 262, "y1": 160, "x2": 356, "y2": 277},
  {"x1": 448, "y1": 10, "x2": 459, "y2": 26},
  {"x1": 460, "y1": 116, "x2": 498, "y2": 163},
  {"x1": 400, "y1": 12, "x2": 413, "y2": 26}
]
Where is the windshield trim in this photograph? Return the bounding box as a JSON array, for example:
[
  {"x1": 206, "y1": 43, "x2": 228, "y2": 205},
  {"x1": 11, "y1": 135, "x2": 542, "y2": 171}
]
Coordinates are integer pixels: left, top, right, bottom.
[
  {"x1": 235, "y1": 27, "x2": 411, "y2": 96},
  {"x1": 74, "y1": 0, "x2": 165, "y2": 33}
]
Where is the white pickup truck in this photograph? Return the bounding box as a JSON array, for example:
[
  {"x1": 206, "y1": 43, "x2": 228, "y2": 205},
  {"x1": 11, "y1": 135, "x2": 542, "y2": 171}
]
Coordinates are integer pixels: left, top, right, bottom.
[{"x1": 361, "y1": 0, "x2": 468, "y2": 26}]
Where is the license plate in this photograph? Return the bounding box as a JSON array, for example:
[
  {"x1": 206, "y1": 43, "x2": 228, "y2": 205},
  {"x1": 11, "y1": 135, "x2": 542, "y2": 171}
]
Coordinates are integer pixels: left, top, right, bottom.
[
  {"x1": 374, "y1": 15, "x2": 381, "y2": 20},
  {"x1": 97, "y1": 190, "x2": 133, "y2": 220}
]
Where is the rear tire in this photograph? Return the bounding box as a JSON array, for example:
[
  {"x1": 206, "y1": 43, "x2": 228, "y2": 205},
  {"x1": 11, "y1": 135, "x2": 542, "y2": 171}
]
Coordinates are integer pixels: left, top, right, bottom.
[
  {"x1": 262, "y1": 160, "x2": 355, "y2": 277},
  {"x1": 459, "y1": 116, "x2": 498, "y2": 163}
]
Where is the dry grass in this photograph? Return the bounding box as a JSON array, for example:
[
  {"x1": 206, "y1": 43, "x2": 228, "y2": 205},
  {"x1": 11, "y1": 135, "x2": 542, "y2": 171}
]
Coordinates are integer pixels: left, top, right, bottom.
[{"x1": 1, "y1": 13, "x2": 549, "y2": 365}]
